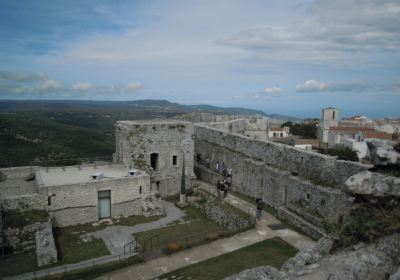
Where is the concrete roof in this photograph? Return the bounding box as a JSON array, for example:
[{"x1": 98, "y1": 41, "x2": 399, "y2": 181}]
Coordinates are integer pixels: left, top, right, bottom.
[
  {"x1": 36, "y1": 164, "x2": 147, "y2": 187},
  {"x1": 116, "y1": 120, "x2": 191, "y2": 126}
]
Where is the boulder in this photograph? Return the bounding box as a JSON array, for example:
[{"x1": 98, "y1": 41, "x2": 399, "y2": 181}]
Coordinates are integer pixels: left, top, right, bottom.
[
  {"x1": 367, "y1": 140, "x2": 400, "y2": 167},
  {"x1": 344, "y1": 171, "x2": 400, "y2": 197}
]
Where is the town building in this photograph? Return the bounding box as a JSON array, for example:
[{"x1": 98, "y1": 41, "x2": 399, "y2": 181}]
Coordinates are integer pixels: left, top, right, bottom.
[
  {"x1": 267, "y1": 127, "x2": 290, "y2": 138},
  {"x1": 317, "y1": 107, "x2": 340, "y2": 143}
]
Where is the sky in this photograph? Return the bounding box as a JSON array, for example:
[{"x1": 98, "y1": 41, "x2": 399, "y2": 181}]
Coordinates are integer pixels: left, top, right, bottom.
[{"x1": 0, "y1": 0, "x2": 399, "y2": 118}]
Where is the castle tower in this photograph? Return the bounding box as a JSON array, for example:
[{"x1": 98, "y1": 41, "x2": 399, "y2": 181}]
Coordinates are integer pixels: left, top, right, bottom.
[{"x1": 317, "y1": 107, "x2": 339, "y2": 143}]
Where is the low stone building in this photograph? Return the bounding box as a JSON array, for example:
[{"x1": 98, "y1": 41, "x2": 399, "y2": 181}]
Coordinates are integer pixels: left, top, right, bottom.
[{"x1": 36, "y1": 164, "x2": 154, "y2": 227}]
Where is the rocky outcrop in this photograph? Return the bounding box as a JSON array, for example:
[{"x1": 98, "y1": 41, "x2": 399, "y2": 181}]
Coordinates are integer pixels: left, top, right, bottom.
[
  {"x1": 281, "y1": 237, "x2": 334, "y2": 273},
  {"x1": 225, "y1": 234, "x2": 400, "y2": 280},
  {"x1": 141, "y1": 192, "x2": 165, "y2": 216},
  {"x1": 35, "y1": 221, "x2": 57, "y2": 267},
  {"x1": 345, "y1": 171, "x2": 400, "y2": 197},
  {"x1": 390, "y1": 266, "x2": 400, "y2": 280},
  {"x1": 367, "y1": 140, "x2": 400, "y2": 166}
]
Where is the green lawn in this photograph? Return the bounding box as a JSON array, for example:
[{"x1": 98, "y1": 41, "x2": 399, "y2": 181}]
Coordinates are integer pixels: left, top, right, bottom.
[
  {"x1": 54, "y1": 226, "x2": 110, "y2": 265},
  {"x1": 54, "y1": 215, "x2": 165, "y2": 264},
  {"x1": 115, "y1": 214, "x2": 165, "y2": 226},
  {"x1": 135, "y1": 205, "x2": 225, "y2": 253},
  {"x1": 158, "y1": 237, "x2": 298, "y2": 280},
  {"x1": 2, "y1": 209, "x2": 49, "y2": 229},
  {"x1": 0, "y1": 252, "x2": 37, "y2": 278}
]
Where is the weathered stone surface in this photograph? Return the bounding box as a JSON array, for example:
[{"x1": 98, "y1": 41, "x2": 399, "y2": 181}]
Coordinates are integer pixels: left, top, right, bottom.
[
  {"x1": 367, "y1": 140, "x2": 400, "y2": 166},
  {"x1": 141, "y1": 192, "x2": 165, "y2": 216},
  {"x1": 224, "y1": 266, "x2": 280, "y2": 280},
  {"x1": 115, "y1": 120, "x2": 195, "y2": 197},
  {"x1": 390, "y1": 266, "x2": 400, "y2": 280},
  {"x1": 0, "y1": 194, "x2": 47, "y2": 211},
  {"x1": 282, "y1": 236, "x2": 334, "y2": 273},
  {"x1": 35, "y1": 221, "x2": 57, "y2": 267},
  {"x1": 192, "y1": 196, "x2": 251, "y2": 231},
  {"x1": 345, "y1": 171, "x2": 400, "y2": 197},
  {"x1": 5, "y1": 222, "x2": 44, "y2": 253},
  {"x1": 227, "y1": 234, "x2": 400, "y2": 280}
]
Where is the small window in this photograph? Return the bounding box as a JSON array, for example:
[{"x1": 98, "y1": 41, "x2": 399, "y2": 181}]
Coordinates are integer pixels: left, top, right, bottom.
[
  {"x1": 139, "y1": 186, "x2": 142, "y2": 194},
  {"x1": 172, "y1": 155, "x2": 177, "y2": 166},
  {"x1": 332, "y1": 111, "x2": 336, "y2": 119},
  {"x1": 150, "y1": 153, "x2": 159, "y2": 171},
  {"x1": 305, "y1": 193, "x2": 311, "y2": 201},
  {"x1": 320, "y1": 199, "x2": 326, "y2": 206},
  {"x1": 156, "y1": 181, "x2": 160, "y2": 191}
]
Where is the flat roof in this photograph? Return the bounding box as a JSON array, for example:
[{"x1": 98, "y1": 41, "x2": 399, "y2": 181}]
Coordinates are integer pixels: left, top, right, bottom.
[
  {"x1": 36, "y1": 164, "x2": 147, "y2": 187},
  {"x1": 116, "y1": 120, "x2": 191, "y2": 126}
]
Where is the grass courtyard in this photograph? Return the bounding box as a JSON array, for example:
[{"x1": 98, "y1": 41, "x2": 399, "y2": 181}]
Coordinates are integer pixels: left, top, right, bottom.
[
  {"x1": 134, "y1": 205, "x2": 227, "y2": 255},
  {"x1": 157, "y1": 237, "x2": 298, "y2": 280},
  {"x1": 0, "y1": 214, "x2": 164, "y2": 278}
]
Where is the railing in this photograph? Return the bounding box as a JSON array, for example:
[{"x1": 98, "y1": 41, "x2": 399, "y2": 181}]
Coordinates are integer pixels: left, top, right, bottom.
[
  {"x1": 123, "y1": 239, "x2": 139, "y2": 259},
  {"x1": 135, "y1": 228, "x2": 238, "y2": 261}
]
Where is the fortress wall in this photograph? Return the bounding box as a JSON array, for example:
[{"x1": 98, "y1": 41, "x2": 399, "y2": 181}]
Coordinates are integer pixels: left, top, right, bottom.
[
  {"x1": 194, "y1": 125, "x2": 365, "y2": 237},
  {"x1": 194, "y1": 125, "x2": 368, "y2": 187}
]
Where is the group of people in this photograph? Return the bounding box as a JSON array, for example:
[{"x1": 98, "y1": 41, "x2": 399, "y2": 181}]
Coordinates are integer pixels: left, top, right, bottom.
[
  {"x1": 216, "y1": 176, "x2": 232, "y2": 199},
  {"x1": 213, "y1": 161, "x2": 232, "y2": 177}
]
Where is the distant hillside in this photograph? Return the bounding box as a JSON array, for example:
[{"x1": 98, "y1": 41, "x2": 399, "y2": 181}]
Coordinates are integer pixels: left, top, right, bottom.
[
  {"x1": 0, "y1": 99, "x2": 300, "y2": 167},
  {"x1": 0, "y1": 99, "x2": 267, "y2": 116}
]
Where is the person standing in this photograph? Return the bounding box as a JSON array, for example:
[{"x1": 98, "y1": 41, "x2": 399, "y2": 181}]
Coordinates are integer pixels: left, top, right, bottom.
[{"x1": 255, "y1": 198, "x2": 264, "y2": 221}]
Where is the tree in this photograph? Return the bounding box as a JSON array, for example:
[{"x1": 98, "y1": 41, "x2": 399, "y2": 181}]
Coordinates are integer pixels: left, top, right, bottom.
[
  {"x1": 281, "y1": 121, "x2": 317, "y2": 139},
  {"x1": 328, "y1": 145, "x2": 359, "y2": 162}
]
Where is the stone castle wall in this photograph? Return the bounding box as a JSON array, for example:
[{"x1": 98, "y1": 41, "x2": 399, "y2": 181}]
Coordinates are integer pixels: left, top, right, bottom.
[
  {"x1": 194, "y1": 124, "x2": 369, "y2": 238},
  {"x1": 115, "y1": 121, "x2": 195, "y2": 197}
]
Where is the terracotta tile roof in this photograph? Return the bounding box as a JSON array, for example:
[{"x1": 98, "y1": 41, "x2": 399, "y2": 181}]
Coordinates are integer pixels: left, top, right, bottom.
[
  {"x1": 330, "y1": 126, "x2": 374, "y2": 133},
  {"x1": 294, "y1": 139, "x2": 321, "y2": 145},
  {"x1": 269, "y1": 128, "x2": 285, "y2": 132},
  {"x1": 364, "y1": 131, "x2": 392, "y2": 140}
]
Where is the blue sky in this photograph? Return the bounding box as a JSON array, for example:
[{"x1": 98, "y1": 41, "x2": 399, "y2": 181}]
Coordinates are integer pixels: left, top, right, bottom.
[{"x1": 0, "y1": 0, "x2": 399, "y2": 118}]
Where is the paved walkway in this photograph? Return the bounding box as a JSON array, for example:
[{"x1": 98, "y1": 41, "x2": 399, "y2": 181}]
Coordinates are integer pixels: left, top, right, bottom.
[
  {"x1": 93, "y1": 201, "x2": 185, "y2": 255},
  {"x1": 96, "y1": 182, "x2": 315, "y2": 280},
  {"x1": 4, "y1": 201, "x2": 185, "y2": 280}
]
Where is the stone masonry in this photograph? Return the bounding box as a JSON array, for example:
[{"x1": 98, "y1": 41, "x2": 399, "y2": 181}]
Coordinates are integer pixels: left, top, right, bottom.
[
  {"x1": 35, "y1": 220, "x2": 57, "y2": 267},
  {"x1": 194, "y1": 124, "x2": 369, "y2": 239},
  {"x1": 115, "y1": 120, "x2": 196, "y2": 197}
]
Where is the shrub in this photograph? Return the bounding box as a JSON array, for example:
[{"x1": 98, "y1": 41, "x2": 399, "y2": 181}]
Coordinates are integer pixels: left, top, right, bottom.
[
  {"x1": 162, "y1": 242, "x2": 180, "y2": 254},
  {"x1": 328, "y1": 145, "x2": 359, "y2": 162},
  {"x1": 324, "y1": 202, "x2": 400, "y2": 249}
]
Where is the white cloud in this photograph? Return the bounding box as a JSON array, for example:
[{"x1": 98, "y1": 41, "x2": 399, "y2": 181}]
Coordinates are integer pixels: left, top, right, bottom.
[
  {"x1": 39, "y1": 79, "x2": 63, "y2": 91},
  {"x1": 261, "y1": 86, "x2": 282, "y2": 94},
  {"x1": 126, "y1": 82, "x2": 143, "y2": 90},
  {"x1": 218, "y1": 0, "x2": 400, "y2": 65},
  {"x1": 296, "y1": 80, "x2": 327, "y2": 92},
  {"x1": 296, "y1": 79, "x2": 400, "y2": 93},
  {"x1": 72, "y1": 81, "x2": 96, "y2": 90}
]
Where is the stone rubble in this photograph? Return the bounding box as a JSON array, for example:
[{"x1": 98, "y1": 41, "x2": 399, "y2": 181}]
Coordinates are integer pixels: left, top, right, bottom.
[{"x1": 344, "y1": 171, "x2": 400, "y2": 197}]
